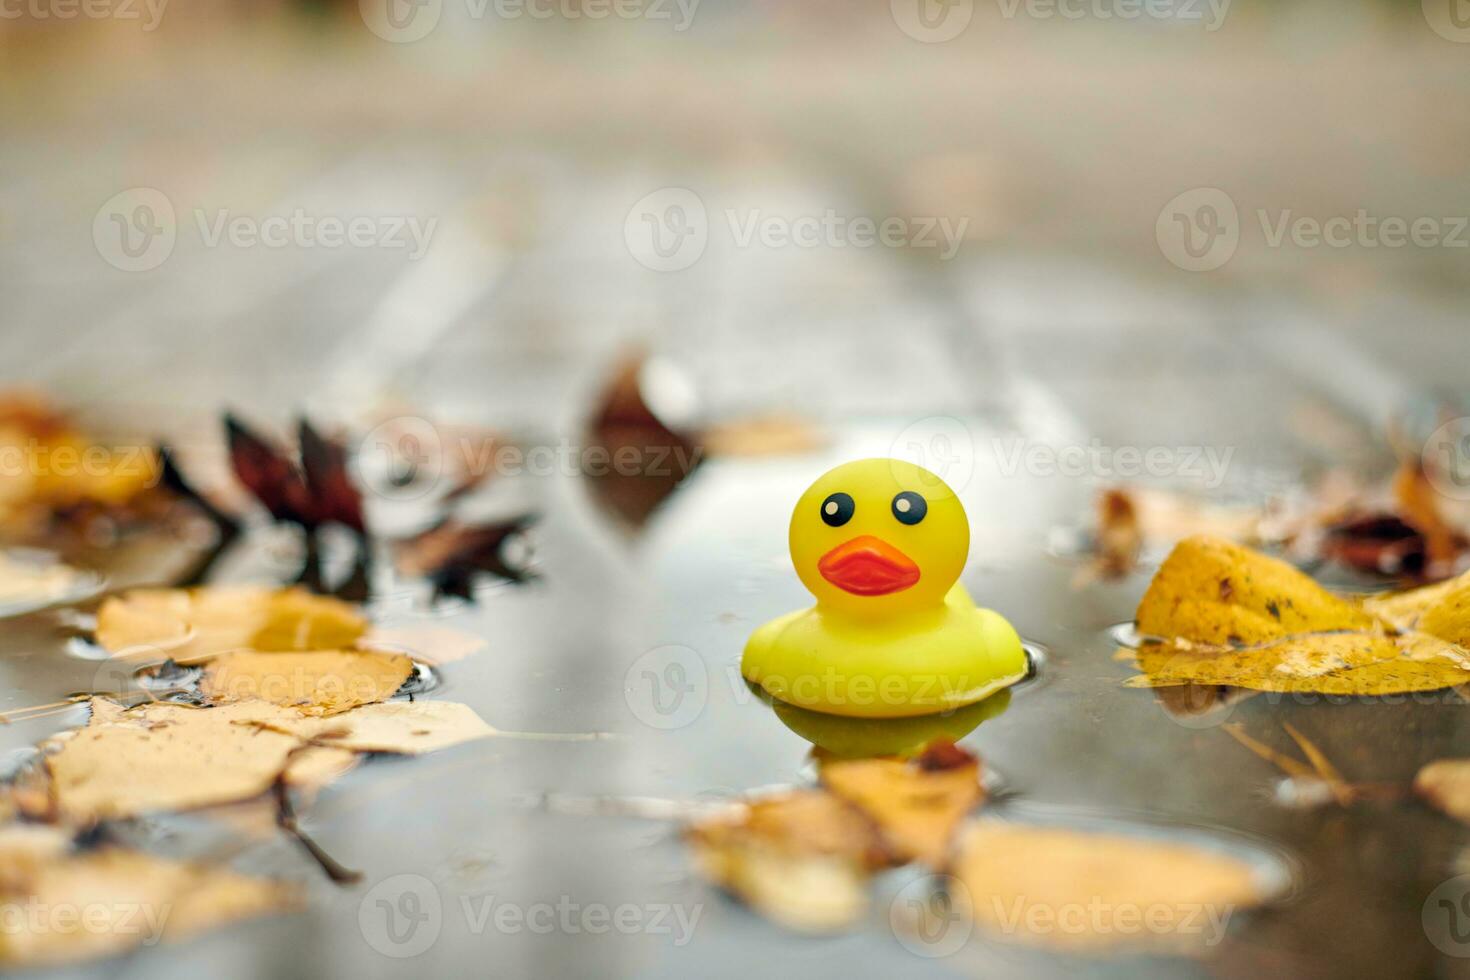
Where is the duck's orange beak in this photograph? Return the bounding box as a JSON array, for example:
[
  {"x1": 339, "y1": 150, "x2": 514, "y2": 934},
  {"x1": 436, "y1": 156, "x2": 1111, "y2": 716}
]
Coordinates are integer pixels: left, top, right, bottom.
[{"x1": 817, "y1": 535, "x2": 921, "y2": 596}]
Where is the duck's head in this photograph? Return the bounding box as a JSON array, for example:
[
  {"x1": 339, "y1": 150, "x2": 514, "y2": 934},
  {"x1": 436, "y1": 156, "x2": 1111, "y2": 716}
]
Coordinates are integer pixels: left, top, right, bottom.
[{"x1": 789, "y1": 458, "x2": 968, "y2": 617}]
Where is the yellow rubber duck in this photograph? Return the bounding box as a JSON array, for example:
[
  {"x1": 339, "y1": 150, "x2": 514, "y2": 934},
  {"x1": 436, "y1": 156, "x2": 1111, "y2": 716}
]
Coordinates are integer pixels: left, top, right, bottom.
[{"x1": 742, "y1": 458, "x2": 1028, "y2": 718}]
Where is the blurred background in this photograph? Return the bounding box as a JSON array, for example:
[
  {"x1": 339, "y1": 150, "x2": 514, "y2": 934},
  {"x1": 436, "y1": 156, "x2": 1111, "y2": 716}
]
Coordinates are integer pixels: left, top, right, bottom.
[{"x1": 3, "y1": 0, "x2": 1467, "y2": 448}]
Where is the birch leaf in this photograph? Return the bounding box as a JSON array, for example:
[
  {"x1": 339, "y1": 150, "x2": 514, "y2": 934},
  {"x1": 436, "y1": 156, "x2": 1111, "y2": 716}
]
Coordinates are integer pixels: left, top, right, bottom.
[
  {"x1": 95, "y1": 586, "x2": 366, "y2": 659},
  {"x1": 200, "y1": 649, "x2": 413, "y2": 716}
]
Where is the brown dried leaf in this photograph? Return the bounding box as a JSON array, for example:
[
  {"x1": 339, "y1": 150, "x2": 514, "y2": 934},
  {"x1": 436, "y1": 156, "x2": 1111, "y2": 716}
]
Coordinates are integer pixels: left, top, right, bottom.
[
  {"x1": 1393, "y1": 458, "x2": 1466, "y2": 573},
  {"x1": 686, "y1": 790, "x2": 886, "y2": 933},
  {"x1": 951, "y1": 821, "x2": 1266, "y2": 953},
  {"x1": 95, "y1": 586, "x2": 367, "y2": 660},
  {"x1": 818, "y1": 742, "x2": 983, "y2": 867},
  {"x1": 200, "y1": 649, "x2": 413, "y2": 716},
  {"x1": 1416, "y1": 759, "x2": 1470, "y2": 824},
  {"x1": 1090, "y1": 487, "x2": 1142, "y2": 579}
]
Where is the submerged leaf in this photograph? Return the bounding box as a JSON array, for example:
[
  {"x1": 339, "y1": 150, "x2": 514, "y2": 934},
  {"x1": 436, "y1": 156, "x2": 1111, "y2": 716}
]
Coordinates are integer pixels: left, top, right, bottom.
[
  {"x1": 818, "y1": 741, "x2": 982, "y2": 867},
  {"x1": 0, "y1": 843, "x2": 295, "y2": 967},
  {"x1": 950, "y1": 821, "x2": 1267, "y2": 953},
  {"x1": 686, "y1": 790, "x2": 885, "y2": 933}
]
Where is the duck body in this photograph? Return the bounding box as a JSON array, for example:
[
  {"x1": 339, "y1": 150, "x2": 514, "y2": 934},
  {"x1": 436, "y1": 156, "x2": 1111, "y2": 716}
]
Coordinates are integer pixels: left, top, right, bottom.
[
  {"x1": 741, "y1": 458, "x2": 1029, "y2": 719},
  {"x1": 743, "y1": 583, "x2": 1026, "y2": 718}
]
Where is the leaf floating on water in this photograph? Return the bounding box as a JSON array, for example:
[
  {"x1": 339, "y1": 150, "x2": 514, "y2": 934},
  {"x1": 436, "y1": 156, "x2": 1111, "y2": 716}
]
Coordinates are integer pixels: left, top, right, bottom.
[
  {"x1": 289, "y1": 700, "x2": 496, "y2": 755},
  {"x1": 47, "y1": 695, "x2": 498, "y2": 823},
  {"x1": 95, "y1": 586, "x2": 367, "y2": 660},
  {"x1": 0, "y1": 838, "x2": 295, "y2": 967},
  {"x1": 686, "y1": 790, "x2": 887, "y2": 933},
  {"x1": 1136, "y1": 536, "x2": 1374, "y2": 646},
  {"x1": 1125, "y1": 537, "x2": 1470, "y2": 695},
  {"x1": 950, "y1": 821, "x2": 1267, "y2": 954},
  {"x1": 818, "y1": 741, "x2": 983, "y2": 868},
  {"x1": 46, "y1": 700, "x2": 309, "y2": 822},
  {"x1": 200, "y1": 649, "x2": 414, "y2": 716},
  {"x1": 1363, "y1": 571, "x2": 1470, "y2": 632}
]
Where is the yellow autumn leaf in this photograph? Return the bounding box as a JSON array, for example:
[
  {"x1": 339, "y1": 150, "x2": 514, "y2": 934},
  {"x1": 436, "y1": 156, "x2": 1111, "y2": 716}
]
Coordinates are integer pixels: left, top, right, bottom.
[
  {"x1": 1136, "y1": 536, "x2": 1373, "y2": 645},
  {"x1": 818, "y1": 744, "x2": 982, "y2": 868},
  {"x1": 1127, "y1": 634, "x2": 1470, "y2": 695},
  {"x1": 47, "y1": 696, "x2": 496, "y2": 822},
  {"x1": 200, "y1": 649, "x2": 414, "y2": 716},
  {"x1": 950, "y1": 820, "x2": 1268, "y2": 953},
  {"x1": 1363, "y1": 570, "x2": 1470, "y2": 632},
  {"x1": 95, "y1": 586, "x2": 366, "y2": 660},
  {"x1": 290, "y1": 700, "x2": 496, "y2": 755},
  {"x1": 686, "y1": 790, "x2": 886, "y2": 933},
  {"x1": 47, "y1": 700, "x2": 308, "y2": 822}
]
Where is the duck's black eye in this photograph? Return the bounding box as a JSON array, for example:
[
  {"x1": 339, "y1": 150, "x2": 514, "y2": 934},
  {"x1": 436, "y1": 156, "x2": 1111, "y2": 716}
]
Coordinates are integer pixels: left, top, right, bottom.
[
  {"x1": 820, "y1": 492, "x2": 854, "y2": 527},
  {"x1": 891, "y1": 491, "x2": 927, "y2": 525}
]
